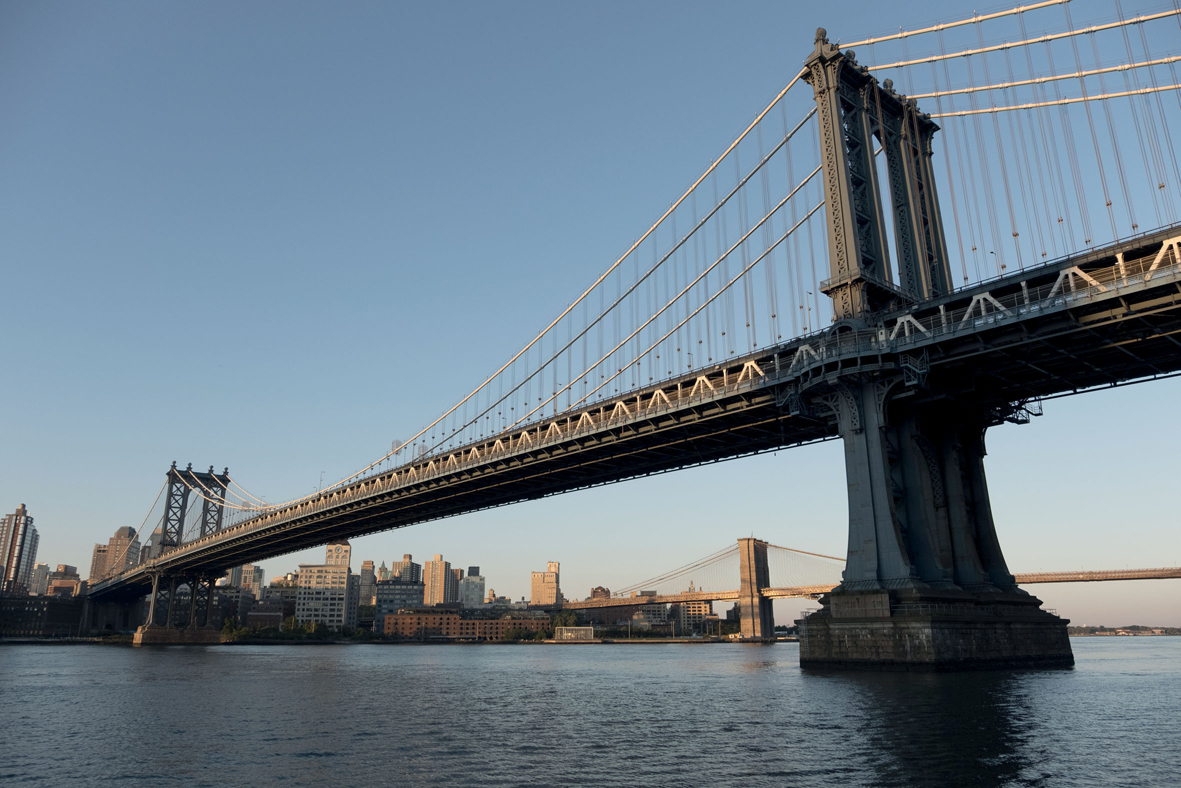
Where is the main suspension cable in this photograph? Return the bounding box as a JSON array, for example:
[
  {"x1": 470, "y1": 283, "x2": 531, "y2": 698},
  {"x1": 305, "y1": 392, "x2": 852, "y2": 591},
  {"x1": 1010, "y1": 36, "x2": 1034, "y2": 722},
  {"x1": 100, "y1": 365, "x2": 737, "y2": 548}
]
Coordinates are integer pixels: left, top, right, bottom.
[{"x1": 866, "y1": 10, "x2": 1181, "y2": 72}]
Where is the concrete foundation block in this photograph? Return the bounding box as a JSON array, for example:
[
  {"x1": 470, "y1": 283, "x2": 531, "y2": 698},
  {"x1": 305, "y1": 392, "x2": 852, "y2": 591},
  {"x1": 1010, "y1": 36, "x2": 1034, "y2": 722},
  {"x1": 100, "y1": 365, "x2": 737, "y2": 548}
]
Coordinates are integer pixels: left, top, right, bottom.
[
  {"x1": 133, "y1": 626, "x2": 222, "y2": 646},
  {"x1": 798, "y1": 590, "x2": 1073, "y2": 670}
]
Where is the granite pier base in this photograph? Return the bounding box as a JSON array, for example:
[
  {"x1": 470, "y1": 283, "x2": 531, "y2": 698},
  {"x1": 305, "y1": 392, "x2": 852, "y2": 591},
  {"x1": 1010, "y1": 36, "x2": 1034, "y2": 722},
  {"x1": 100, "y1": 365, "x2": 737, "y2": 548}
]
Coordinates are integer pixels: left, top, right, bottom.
[
  {"x1": 798, "y1": 589, "x2": 1074, "y2": 671},
  {"x1": 133, "y1": 625, "x2": 222, "y2": 646}
]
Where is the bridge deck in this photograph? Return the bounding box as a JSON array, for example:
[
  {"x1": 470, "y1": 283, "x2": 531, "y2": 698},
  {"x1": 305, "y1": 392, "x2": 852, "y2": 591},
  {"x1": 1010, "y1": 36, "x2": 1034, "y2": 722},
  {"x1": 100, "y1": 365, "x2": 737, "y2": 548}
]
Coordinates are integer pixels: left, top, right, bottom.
[{"x1": 91, "y1": 227, "x2": 1181, "y2": 602}]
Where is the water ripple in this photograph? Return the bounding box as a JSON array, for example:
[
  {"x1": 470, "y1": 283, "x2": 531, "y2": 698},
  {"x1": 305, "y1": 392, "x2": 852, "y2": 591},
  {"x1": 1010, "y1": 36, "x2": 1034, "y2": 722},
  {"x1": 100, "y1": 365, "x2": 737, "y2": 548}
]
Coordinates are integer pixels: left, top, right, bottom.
[{"x1": 0, "y1": 639, "x2": 1178, "y2": 787}]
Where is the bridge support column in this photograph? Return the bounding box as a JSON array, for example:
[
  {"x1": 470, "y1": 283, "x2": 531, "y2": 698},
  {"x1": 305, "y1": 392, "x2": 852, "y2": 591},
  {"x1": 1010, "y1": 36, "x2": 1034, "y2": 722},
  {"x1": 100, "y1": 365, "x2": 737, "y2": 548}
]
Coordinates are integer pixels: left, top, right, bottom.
[
  {"x1": 134, "y1": 573, "x2": 220, "y2": 645},
  {"x1": 187, "y1": 577, "x2": 200, "y2": 628},
  {"x1": 186, "y1": 575, "x2": 216, "y2": 629},
  {"x1": 797, "y1": 381, "x2": 1073, "y2": 669},
  {"x1": 737, "y1": 538, "x2": 775, "y2": 641},
  {"x1": 797, "y1": 28, "x2": 1070, "y2": 670}
]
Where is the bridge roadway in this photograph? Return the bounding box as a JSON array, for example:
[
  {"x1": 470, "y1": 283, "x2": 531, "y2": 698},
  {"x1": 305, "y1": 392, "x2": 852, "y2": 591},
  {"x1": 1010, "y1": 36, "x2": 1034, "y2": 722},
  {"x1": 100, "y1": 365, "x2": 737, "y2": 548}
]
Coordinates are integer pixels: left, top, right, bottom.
[
  {"x1": 560, "y1": 568, "x2": 1181, "y2": 609},
  {"x1": 90, "y1": 226, "x2": 1181, "y2": 603}
]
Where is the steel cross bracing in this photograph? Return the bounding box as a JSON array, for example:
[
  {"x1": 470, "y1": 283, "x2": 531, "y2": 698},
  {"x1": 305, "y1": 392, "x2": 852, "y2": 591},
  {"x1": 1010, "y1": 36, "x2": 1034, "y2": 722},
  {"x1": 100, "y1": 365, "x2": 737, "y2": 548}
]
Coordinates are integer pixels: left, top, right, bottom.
[{"x1": 89, "y1": 227, "x2": 1181, "y2": 602}]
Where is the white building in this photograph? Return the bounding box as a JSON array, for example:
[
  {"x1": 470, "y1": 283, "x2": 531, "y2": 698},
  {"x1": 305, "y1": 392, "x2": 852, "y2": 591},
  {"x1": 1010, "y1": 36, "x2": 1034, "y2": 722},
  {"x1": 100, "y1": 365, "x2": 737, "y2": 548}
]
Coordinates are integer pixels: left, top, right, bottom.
[
  {"x1": 240, "y1": 564, "x2": 266, "y2": 600},
  {"x1": 295, "y1": 541, "x2": 359, "y2": 630},
  {"x1": 459, "y1": 567, "x2": 485, "y2": 609}
]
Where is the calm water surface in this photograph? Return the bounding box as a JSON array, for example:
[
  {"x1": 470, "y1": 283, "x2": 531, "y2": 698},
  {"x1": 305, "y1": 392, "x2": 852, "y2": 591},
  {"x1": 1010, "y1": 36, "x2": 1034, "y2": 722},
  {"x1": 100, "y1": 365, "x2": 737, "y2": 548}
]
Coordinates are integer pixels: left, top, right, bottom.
[{"x1": 1, "y1": 638, "x2": 1178, "y2": 787}]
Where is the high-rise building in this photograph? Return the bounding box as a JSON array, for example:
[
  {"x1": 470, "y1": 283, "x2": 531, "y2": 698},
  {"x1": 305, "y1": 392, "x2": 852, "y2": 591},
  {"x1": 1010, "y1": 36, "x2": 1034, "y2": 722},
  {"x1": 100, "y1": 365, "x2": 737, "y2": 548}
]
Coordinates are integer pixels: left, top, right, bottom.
[
  {"x1": 376, "y1": 560, "x2": 391, "y2": 583},
  {"x1": 326, "y1": 542, "x2": 351, "y2": 567},
  {"x1": 108, "y1": 526, "x2": 139, "y2": 576},
  {"x1": 359, "y1": 560, "x2": 376, "y2": 606},
  {"x1": 373, "y1": 578, "x2": 427, "y2": 631},
  {"x1": 530, "y1": 561, "x2": 562, "y2": 606},
  {"x1": 390, "y1": 554, "x2": 421, "y2": 583},
  {"x1": 451, "y1": 567, "x2": 464, "y2": 600},
  {"x1": 89, "y1": 526, "x2": 141, "y2": 582},
  {"x1": 1, "y1": 504, "x2": 39, "y2": 595},
  {"x1": 422, "y1": 554, "x2": 453, "y2": 606},
  {"x1": 225, "y1": 565, "x2": 243, "y2": 587},
  {"x1": 46, "y1": 565, "x2": 83, "y2": 598},
  {"x1": 632, "y1": 603, "x2": 669, "y2": 629},
  {"x1": 459, "y1": 570, "x2": 485, "y2": 609},
  {"x1": 30, "y1": 562, "x2": 50, "y2": 596},
  {"x1": 295, "y1": 541, "x2": 358, "y2": 630},
  {"x1": 89, "y1": 545, "x2": 109, "y2": 583},
  {"x1": 670, "y1": 594, "x2": 713, "y2": 634},
  {"x1": 139, "y1": 527, "x2": 163, "y2": 564},
  {"x1": 240, "y1": 564, "x2": 266, "y2": 600}
]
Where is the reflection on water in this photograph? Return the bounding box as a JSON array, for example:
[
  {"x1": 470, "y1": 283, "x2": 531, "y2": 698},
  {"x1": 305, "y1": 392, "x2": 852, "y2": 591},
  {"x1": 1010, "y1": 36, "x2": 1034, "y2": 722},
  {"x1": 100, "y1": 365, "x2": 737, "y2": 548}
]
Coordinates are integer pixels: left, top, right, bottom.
[
  {"x1": 0, "y1": 639, "x2": 1177, "y2": 787},
  {"x1": 811, "y1": 670, "x2": 1050, "y2": 787}
]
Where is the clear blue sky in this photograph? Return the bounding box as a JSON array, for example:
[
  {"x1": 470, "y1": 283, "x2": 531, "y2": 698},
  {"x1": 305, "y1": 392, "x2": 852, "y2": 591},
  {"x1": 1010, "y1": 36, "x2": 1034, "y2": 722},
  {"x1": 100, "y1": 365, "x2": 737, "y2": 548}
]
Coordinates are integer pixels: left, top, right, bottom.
[{"x1": 3, "y1": 0, "x2": 1178, "y2": 625}]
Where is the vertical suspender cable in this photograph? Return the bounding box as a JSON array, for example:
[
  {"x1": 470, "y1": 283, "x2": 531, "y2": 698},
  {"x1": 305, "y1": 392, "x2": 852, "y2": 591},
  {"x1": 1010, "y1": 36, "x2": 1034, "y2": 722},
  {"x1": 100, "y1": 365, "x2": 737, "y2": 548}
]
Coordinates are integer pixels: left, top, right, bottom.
[
  {"x1": 1019, "y1": 12, "x2": 1073, "y2": 255},
  {"x1": 975, "y1": 24, "x2": 1025, "y2": 269},
  {"x1": 1118, "y1": 0, "x2": 1174, "y2": 224},
  {"x1": 941, "y1": 31, "x2": 985, "y2": 282},
  {"x1": 1043, "y1": 39, "x2": 1093, "y2": 245},
  {"x1": 1003, "y1": 43, "x2": 1054, "y2": 261},
  {"x1": 965, "y1": 49, "x2": 1007, "y2": 274},
  {"x1": 929, "y1": 59, "x2": 971, "y2": 285},
  {"x1": 1137, "y1": 19, "x2": 1181, "y2": 224},
  {"x1": 1063, "y1": 3, "x2": 1119, "y2": 241},
  {"x1": 1086, "y1": 17, "x2": 1139, "y2": 234}
]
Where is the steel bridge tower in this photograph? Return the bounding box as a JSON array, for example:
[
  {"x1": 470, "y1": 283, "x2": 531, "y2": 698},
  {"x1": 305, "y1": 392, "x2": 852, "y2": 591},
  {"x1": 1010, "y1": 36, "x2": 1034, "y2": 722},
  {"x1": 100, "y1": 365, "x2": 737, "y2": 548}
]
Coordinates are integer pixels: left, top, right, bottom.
[
  {"x1": 795, "y1": 30, "x2": 1071, "y2": 669},
  {"x1": 130, "y1": 463, "x2": 229, "y2": 644}
]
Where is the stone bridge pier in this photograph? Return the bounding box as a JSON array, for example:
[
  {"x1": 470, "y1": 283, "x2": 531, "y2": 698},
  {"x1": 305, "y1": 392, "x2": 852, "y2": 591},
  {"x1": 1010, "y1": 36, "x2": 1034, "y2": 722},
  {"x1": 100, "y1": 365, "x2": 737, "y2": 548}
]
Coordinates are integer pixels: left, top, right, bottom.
[
  {"x1": 794, "y1": 29, "x2": 1071, "y2": 669},
  {"x1": 796, "y1": 388, "x2": 1073, "y2": 668},
  {"x1": 738, "y1": 538, "x2": 775, "y2": 641},
  {"x1": 132, "y1": 571, "x2": 221, "y2": 646}
]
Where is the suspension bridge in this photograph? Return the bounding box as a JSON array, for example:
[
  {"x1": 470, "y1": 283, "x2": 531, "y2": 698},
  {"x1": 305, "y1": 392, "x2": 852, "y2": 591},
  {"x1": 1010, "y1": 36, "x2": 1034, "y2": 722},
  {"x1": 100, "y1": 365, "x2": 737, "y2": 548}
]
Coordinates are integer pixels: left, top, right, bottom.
[
  {"x1": 559, "y1": 538, "x2": 1181, "y2": 638},
  {"x1": 86, "y1": 2, "x2": 1181, "y2": 666}
]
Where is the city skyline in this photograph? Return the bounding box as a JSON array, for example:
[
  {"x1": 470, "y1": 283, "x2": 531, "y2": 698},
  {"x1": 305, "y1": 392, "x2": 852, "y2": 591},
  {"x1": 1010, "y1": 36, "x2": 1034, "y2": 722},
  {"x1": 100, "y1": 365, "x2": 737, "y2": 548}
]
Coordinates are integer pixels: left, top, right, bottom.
[{"x1": 3, "y1": 0, "x2": 1180, "y2": 626}]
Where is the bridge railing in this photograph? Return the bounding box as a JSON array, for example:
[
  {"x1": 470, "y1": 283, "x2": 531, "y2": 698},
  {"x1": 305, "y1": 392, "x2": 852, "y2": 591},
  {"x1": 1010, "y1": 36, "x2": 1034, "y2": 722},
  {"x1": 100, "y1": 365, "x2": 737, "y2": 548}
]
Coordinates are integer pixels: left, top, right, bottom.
[
  {"x1": 786, "y1": 238, "x2": 1181, "y2": 378},
  {"x1": 885, "y1": 242, "x2": 1180, "y2": 347},
  {"x1": 227, "y1": 239, "x2": 1180, "y2": 537},
  {"x1": 135, "y1": 352, "x2": 790, "y2": 570}
]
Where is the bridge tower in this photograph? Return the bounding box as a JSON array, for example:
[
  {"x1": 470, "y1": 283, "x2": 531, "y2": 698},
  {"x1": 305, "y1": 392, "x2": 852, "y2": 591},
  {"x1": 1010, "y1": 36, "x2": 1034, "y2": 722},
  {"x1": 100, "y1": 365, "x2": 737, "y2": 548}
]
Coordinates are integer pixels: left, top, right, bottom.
[
  {"x1": 737, "y1": 538, "x2": 775, "y2": 641},
  {"x1": 796, "y1": 30, "x2": 1072, "y2": 669},
  {"x1": 133, "y1": 462, "x2": 227, "y2": 645}
]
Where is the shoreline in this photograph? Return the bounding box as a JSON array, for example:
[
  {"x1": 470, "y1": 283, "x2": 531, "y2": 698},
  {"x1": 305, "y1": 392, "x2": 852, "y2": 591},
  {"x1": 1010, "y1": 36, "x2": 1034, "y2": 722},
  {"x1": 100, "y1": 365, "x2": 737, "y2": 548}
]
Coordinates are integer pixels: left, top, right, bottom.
[{"x1": 0, "y1": 636, "x2": 782, "y2": 647}]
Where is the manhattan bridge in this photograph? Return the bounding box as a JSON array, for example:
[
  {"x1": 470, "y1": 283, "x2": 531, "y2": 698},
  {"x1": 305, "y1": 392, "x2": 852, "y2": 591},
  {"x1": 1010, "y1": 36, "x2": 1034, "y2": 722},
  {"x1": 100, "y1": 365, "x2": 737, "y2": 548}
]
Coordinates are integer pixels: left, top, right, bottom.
[{"x1": 89, "y1": 1, "x2": 1181, "y2": 667}]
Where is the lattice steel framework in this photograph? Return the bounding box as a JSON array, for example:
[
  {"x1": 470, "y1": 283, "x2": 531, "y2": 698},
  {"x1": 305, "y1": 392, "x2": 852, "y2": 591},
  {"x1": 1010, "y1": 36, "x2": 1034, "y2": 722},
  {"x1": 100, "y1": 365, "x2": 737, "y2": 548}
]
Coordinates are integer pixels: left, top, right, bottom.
[
  {"x1": 161, "y1": 462, "x2": 231, "y2": 548},
  {"x1": 805, "y1": 28, "x2": 953, "y2": 320}
]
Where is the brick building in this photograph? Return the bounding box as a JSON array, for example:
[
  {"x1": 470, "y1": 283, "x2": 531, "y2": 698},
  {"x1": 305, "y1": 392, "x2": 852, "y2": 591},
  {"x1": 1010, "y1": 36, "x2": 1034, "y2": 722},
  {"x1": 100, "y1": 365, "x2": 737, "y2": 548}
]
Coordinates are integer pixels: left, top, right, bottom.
[{"x1": 383, "y1": 611, "x2": 549, "y2": 641}]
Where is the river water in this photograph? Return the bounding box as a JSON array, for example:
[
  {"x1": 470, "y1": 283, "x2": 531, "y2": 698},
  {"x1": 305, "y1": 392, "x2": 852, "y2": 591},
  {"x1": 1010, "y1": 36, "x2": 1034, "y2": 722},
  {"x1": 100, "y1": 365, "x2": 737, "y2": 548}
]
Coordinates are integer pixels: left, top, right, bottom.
[{"x1": 1, "y1": 637, "x2": 1177, "y2": 787}]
